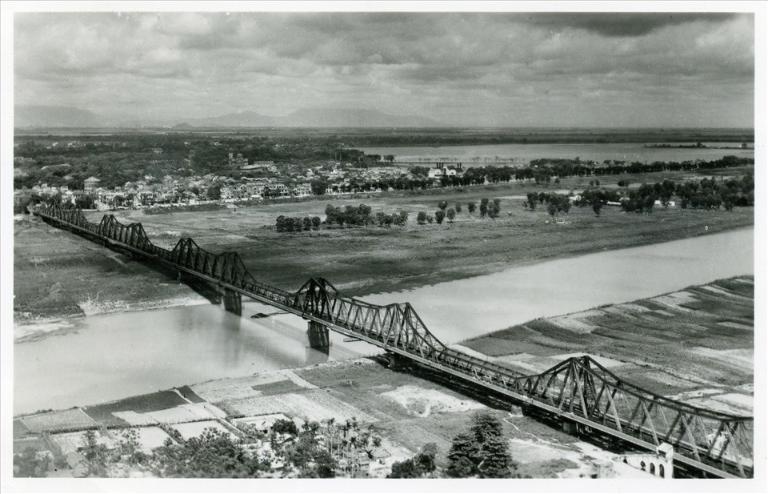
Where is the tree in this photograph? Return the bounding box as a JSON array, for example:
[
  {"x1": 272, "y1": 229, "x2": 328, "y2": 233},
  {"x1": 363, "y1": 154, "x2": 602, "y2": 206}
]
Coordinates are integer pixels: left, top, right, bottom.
[
  {"x1": 470, "y1": 413, "x2": 514, "y2": 478},
  {"x1": 467, "y1": 201, "x2": 476, "y2": 214},
  {"x1": 272, "y1": 418, "x2": 299, "y2": 435},
  {"x1": 415, "y1": 443, "x2": 438, "y2": 474},
  {"x1": 488, "y1": 199, "x2": 501, "y2": 219},
  {"x1": 526, "y1": 192, "x2": 538, "y2": 210},
  {"x1": 118, "y1": 429, "x2": 148, "y2": 465},
  {"x1": 455, "y1": 203, "x2": 462, "y2": 213},
  {"x1": 388, "y1": 443, "x2": 437, "y2": 478},
  {"x1": 311, "y1": 216, "x2": 321, "y2": 230},
  {"x1": 79, "y1": 430, "x2": 109, "y2": 477},
  {"x1": 310, "y1": 178, "x2": 327, "y2": 196},
  {"x1": 206, "y1": 184, "x2": 221, "y2": 200},
  {"x1": 446, "y1": 208, "x2": 456, "y2": 223},
  {"x1": 417, "y1": 211, "x2": 427, "y2": 225},
  {"x1": 435, "y1": 209, "x2": 445, "y2": 224},
  {"x1": 446, "y1": 455, "x2": 474, "y2": 478},
  {"x1": 446, "y1": 432, "x2": 479, "y2": 477},
  {"x1": 151, "y1": 427, "x2": 267, "y2": 478},
  {"x1": 14, "y1": 448, "x2": 51, "y2": 477},
  {"x1": 478, "y1": 437, "x2": 514, "y2": 478},
  {"x1": 547, "y1": 202, "x2": 558, "y2": 218},
  {"x1": 470, "y1": 412, "x2": 504, "y2": 444},
  {"x1": 592, "y1": 199, "x2": 603, "y2": 216},
  {"x1": 314, "y1": 450, "x2": 337, "y2": 478},
  {"x1": 397, "y1": 210, "x2": 408, "y2": 226},
  {"x1": 438, "y1": 200, "x2": 448, "y2": 211},
  {"x1": 426, "y1": 214, "x2": 434, "y2": 224},
  {"x1": 302, "y1": 216, "x2": 312, "y2": 231},
  {"x1": 388, "y1": 458, "x2": 418, "y2": 478}
]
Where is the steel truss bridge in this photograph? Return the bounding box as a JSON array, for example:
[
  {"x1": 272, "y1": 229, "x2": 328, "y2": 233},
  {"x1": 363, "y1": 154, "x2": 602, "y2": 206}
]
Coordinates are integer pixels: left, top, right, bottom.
[{"x1": 34, "y1": 204, "x2": 754, "y2": 478}]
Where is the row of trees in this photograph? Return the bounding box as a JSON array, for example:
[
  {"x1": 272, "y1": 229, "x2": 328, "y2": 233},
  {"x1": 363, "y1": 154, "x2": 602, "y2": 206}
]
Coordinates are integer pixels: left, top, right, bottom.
[
  {"x1": 620, "y1": 176, "x2": 754, "y2": 213},
  {"x1": 525, "y1": 174, "x2": 754, "y2": 218},
  {"x1": 415, "y1": 155, "x2": 752, "y2": 191},
  {"x1": 416, "y1": 198, "x2": 503, "y2": 225},
  {"x1": 676, "y1": 175, "x2": 754, "y2": 211},
  {"x1": 275, "y1": 215, "x2": 322, "y2": 232},
  {"x1": 324, "y1": 203, "x2": 408, "y2": 228},
  {"x1": 525, "y1": 192, "x2": 572, "y2": 218}
]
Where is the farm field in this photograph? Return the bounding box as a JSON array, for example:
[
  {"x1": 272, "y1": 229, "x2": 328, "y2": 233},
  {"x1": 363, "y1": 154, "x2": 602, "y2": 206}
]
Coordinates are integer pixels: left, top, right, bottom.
[{"x1": 13, "y1": 358, "x2": 656, "y2": 479}]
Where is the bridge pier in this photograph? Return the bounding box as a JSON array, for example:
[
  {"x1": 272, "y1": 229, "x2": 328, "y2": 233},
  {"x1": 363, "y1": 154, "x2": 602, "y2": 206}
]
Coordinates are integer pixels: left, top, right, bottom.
[
  {"x1": 223, "y1": 289, "x2": 242, "y2": 316},
  {"x1": 385, "y1": 352, "x2": 411, "y2": 371},
  {"x1": 307, "y1": 321, "x2": 330, "y2": 352}
]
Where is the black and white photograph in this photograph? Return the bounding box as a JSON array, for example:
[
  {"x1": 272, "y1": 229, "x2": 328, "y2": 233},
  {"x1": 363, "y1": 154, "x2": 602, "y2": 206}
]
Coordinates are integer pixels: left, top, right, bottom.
[{"x1": 1, "y1": 2, "x2": 765, "y2": 492}]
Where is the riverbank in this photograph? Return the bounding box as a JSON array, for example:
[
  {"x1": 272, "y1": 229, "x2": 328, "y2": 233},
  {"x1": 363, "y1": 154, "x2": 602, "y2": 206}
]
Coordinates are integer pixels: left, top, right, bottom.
[
  {"x1": 12, "y1": 358, "x2": 650, "y2": 479},
  {"x1": 460, "y1": 276, "x2": 754, "y2": 413},
  {"x1": 13, "y1": 276, "x2": 753, "y2": 478},
  {"x1": 97, "y1": 198, "x2": 754, "y2": 297},
  {"x1": 14, "y1": 189, "x2": 753, "y2": 329}
]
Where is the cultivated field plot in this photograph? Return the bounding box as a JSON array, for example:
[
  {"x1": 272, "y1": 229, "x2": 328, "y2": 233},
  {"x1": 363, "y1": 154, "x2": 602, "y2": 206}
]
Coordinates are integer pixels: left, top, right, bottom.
[
  {"x1": 463, "y1": 276, "x2": 754, "y2": 408},
  {"x1": 49, "y1": 430, "x2": 118, "y2": 456},
  {"x1": 19, "y1": 408, "x2": 97, "y2": 433},
  {"x1": 113, "y1": 402, "x2": 227, "y2": 426},
  {"x1": 13, "y1": 357, "x2": 672, "y2": 478},
  {"x1": 172, "y1": 420, "x2": 235, "y2": 441},
  {"x1": 191, "y1": 369, "x2": 317, "y2": 403},
  {"x1": 220, "y1": 389, "x2": 377, "y2": 424},
  {"x1": 83, "y1": 390, "x2": 190, "y2": 427}
]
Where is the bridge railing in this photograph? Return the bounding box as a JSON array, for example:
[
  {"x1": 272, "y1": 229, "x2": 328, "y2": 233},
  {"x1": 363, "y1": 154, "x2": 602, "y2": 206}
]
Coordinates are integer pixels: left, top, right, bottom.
[{"x1": 32, "y1": 203, "x2": 754, "y2": 477}]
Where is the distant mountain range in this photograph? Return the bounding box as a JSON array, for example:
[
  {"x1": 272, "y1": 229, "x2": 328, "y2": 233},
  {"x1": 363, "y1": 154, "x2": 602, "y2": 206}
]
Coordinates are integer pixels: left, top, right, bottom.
[
  {"x1": 15, "y1": 105, "x2": 442, "y2": 129},
  {"x1": 183, "y1": 108, "x2": 441, "y2": 128},
  {"x1": 15, "y1": 105, "x2": 104, "y2": 128}
]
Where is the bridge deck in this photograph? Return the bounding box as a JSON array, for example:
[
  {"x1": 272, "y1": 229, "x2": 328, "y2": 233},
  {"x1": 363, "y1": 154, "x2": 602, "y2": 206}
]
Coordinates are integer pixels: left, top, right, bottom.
[{"x1": 32, "y1": 205, "x2": 754, "y2": 479}]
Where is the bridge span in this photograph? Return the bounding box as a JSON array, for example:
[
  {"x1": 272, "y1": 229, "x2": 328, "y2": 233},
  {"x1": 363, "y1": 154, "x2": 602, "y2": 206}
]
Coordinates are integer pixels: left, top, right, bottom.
[{"x1": 33, "y1": 204, "x2": 754, "y2": 478}]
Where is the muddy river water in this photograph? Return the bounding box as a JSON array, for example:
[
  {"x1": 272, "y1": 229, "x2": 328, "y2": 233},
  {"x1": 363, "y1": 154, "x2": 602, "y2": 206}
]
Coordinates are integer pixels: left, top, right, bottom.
[{"x1": 14, "y1": 228, "x2": 753, "y2": 415}]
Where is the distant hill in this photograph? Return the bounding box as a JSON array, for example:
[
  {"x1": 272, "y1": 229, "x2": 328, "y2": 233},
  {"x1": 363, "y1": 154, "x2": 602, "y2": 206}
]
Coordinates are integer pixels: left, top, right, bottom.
[
  {"x1": 184, "y1": 111, "x2": 277, "y2": 128},
  {"x1": 275, "y1": 108, "x2": 441, "y2": 128},
  {"x1": 182, "y1": 108, "x2": 441, "y2": 128},
  {"x1": 15, "y1": 105, "x2": 103, "y2": 128},
  {"x1": 15, "y1": 105, "x2": 443, "y2": 129}
]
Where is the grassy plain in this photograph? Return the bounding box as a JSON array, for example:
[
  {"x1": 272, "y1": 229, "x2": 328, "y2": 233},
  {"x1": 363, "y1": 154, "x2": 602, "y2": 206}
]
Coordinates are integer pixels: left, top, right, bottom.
[
  {"x1": 102, "y1": 177, "x2": 753, "y2": 295},
  {"x1": 14, "y1": 170, "x2": 753, "y2": 324},
  {"x1": 13, "y1": 217, "x2": 199, "y2": 322}
]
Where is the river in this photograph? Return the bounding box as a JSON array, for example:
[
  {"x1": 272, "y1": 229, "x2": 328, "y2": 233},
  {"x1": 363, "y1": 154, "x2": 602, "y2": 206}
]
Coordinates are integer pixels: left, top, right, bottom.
[
  {"x1": 14, "y1": 228, "x2": 753, "y2": 415},
  {"x1": 358, "y1": 142, "x2": 753, "y2": 165}
]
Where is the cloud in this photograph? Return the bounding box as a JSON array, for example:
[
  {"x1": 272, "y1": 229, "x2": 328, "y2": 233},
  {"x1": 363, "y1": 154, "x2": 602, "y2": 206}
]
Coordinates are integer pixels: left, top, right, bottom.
[
  {"x1": 12, "y1": 12, "x2": 754, "y2": 127},
  {"x1": 523, "y1": 13, "x2": 739, "y2": 37}
]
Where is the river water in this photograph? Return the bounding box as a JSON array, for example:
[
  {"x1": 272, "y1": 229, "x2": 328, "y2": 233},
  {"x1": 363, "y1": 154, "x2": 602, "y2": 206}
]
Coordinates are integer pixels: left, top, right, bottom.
[
  {"x1": 358, "y1": 142, "x2": 754, "y2": 165},
  {"x1": 14, "y1": 228, "x2": 753, "y2": 415}
]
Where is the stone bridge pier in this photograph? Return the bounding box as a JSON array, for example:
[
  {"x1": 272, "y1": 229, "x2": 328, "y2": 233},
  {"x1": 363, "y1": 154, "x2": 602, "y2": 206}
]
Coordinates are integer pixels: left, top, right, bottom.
[
  {"x1": 222, "y1": 288, "x2": 242, "y2": 316},
  {"x1": 307, "y1": 321, "x2": 330, "y2": 352}
]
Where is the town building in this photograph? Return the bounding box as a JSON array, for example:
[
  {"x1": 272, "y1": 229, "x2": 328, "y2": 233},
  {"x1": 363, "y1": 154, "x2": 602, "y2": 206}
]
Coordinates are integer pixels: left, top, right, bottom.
[{"x1": 83, "y1": 176, "x2": 101, "y2": 194}]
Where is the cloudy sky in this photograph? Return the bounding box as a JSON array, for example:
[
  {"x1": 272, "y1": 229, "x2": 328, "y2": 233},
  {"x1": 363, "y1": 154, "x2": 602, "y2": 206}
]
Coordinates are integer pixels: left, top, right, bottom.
[{"x1": 14, "y1": 11, "x2": 754, "y2": 127}]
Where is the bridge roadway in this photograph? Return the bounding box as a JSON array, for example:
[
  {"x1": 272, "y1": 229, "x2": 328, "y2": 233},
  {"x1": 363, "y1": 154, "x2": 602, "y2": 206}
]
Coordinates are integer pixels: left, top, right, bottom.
[{"x1": 33, "y1": 204, "x2": 754, "y2": 479}]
